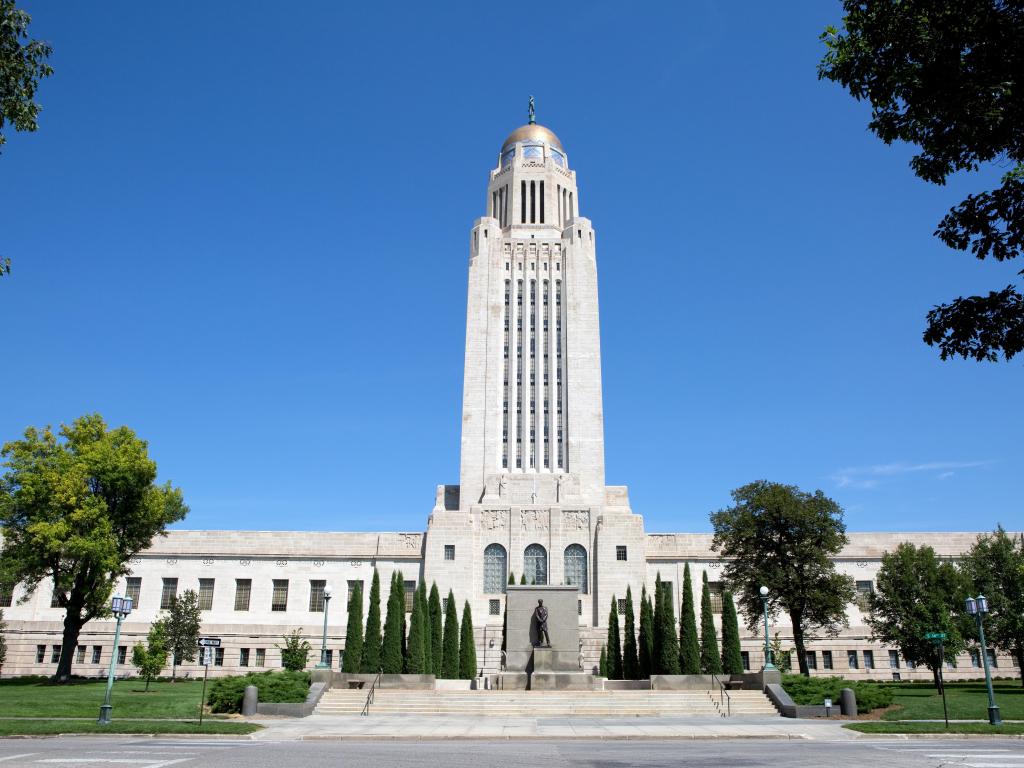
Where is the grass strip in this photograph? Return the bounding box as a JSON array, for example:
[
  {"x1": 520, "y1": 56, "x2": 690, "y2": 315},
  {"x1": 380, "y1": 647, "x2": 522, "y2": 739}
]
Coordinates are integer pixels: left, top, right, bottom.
[
  {"x1": 845, "y1": 721, "x2": 1024, "y2": 735},
  {"x1": 0, "y1": 718, "x2": 261, "y2": 736}
]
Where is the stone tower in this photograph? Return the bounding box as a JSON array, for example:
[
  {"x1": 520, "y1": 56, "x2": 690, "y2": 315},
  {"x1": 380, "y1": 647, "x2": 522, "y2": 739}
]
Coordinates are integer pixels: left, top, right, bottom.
[{"x1": 425, "y1": 108, "x2": 646, "y2": 633}]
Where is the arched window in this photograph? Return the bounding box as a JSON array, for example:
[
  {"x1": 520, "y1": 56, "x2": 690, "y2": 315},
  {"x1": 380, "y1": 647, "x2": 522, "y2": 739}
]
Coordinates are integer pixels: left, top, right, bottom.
[
  {"x1": 483, "y1": 543, "x2": 507, "y2": 594},
  {"x1": 523, "y1": 543, "x2": 548, "y2": 585},
  {"x1": 563, "y1": 544, "x2": 588, "y2": 594}
]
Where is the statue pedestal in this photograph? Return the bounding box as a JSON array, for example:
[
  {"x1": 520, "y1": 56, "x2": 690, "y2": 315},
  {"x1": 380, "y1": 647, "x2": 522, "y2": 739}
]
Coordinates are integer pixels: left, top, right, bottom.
[{"x1": 529, "y1": 671, "x2": 600, "y2": 691}]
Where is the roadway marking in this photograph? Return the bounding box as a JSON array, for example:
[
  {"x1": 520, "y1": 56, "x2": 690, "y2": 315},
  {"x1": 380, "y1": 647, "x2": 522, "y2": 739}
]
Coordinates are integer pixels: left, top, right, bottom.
[{"x1": 0, "y1": 756, "x2": 39, "y2": 764}]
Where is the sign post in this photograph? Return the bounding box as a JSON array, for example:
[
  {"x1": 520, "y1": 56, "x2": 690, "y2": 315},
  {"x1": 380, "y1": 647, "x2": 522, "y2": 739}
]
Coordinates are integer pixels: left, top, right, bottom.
[
  {"x1": 925, "y1": 632, "x2": 950, "y2": 729},
  {"x1": 197, "y1": 638, "x2": 221, "y2": 725}
]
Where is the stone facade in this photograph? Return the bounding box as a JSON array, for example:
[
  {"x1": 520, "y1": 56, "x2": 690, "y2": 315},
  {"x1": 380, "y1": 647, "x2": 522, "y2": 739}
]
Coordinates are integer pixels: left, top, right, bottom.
[{"x1": 0, "y1": 119, "x2": 1019, "y2": 683}]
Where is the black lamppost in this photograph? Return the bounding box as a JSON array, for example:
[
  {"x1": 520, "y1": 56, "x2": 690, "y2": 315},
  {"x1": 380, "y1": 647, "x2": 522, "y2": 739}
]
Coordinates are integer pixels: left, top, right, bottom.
[
  {"x1": 316, "y1": 584, "x2": 333, "y2": 668},
  {"x1": 965, "y1": 595, "x2": 1002, "y2": 726},
  {"x1": 97, "y1": 595, "x2": 133, "y2": 725},
  {"x1": 759, "y1": 586, "x2": 776, "y2": 670}
]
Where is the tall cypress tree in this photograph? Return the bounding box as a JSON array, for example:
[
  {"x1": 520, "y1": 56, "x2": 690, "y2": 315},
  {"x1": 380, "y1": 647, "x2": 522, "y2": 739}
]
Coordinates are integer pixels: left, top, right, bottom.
[
  {"x1": 459, "y1": 600, "x2": 477, "y2": 680},
  {"x1": 598, "y1": 645, "x2": 608, "y2": 677},
  {"x1": 360, "y1": 568, "x2": 382, "y2": 673},
  {"x1": 342, "y1": 582, "x2": 364, "y2": 673},
  {"x1": 520, "y1": 573, "x2": 527, "y2": 585},
  {"x1": 652, "y1": 574, "x2": 664, "y2": 675},
  {"x1": 720, "y1": 590, "x2": 745, "y2": 675},
  {"x1": 679, "y1": 563, "x2": 700, "y2": 674},
  {"x1": 428, "y1": 582, "x2": 443, "y2": 676},
  {"x1": 699, "y1": 571, "x2": 722, "y2": 674},
  {"x1": 398, "y1": 572, "x2": 408, "y2": 665},
  {"x1": 508, "y1": 572, "x2": 515, "y2": 585},
  {"x1": 381, "y1": 572, "x2": 405, "y2": 673},
  {"x1": 660, "y1": 576, "x2": 681, "y2": 674},
  {"x1": 622, "y1": 586, "x2": 640, "y2": 679},
  {"x1": 405, "y1": 585, "x2": 426, "y2": 673},
  {"x1": 417, "y1": 582, "x2": 432, "y2": 675},
  {"x1": 638, "y1": 585, "x2": 654, "y2": 679},
  {"x1": 606, "y1": 595, "x2": 622, "y2": 680},
  {"x1": 441, "y1": 589, "x2": 460, "y2": 679}
]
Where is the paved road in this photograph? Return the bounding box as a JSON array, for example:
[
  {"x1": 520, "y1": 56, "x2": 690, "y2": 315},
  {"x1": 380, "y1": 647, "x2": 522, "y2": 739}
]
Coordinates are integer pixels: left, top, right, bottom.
[{"x1": 1, "y1": 738, "x2": 1024, "y2": 767}]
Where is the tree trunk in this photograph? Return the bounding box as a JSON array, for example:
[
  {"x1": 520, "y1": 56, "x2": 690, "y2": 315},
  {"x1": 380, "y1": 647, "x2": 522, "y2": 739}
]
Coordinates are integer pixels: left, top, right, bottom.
[
  {"x1": 1016, "y1": 647, "x2": 1023, "y2": 688},
  {"x1": 55, "y1": 611, "x2": 87, "y2": 683},
  {"x1": 930, "y1": 664, "x2": 942, "y2": 692},
  {"x1": 790, "y1": 611, "x2": 809, "y2": 676}
]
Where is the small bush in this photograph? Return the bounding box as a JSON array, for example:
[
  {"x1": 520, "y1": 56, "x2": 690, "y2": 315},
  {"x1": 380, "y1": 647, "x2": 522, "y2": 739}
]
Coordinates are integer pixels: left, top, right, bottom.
[
  {"x1": 207, "y1": 670, "x2": 310, "y2": 714},
  {"x1": 782, "y1": 674, "x2": 893, "y2": 714}
]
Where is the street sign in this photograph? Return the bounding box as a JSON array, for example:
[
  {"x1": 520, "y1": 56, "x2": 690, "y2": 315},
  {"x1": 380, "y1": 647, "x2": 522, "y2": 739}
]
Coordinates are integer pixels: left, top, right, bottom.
[
  {"x1": 201, "y1": 647, "x2": 213, "y2": 666},
  {"x1": 198, "y1": 637, "x2": 221, "y2": 648},
  {"x1": 924, "y1": 632, "x2": 948, "y2": 641}
]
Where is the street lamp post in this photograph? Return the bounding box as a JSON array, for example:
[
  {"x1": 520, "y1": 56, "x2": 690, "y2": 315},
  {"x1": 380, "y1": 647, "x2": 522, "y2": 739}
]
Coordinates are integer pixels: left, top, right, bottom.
[
  {"x1": 97, "y1": 595, "x2": 133, "y2": 725},
  {"x1": 317, "y1": 584, "x2": 333, "y2": 668},
  {"x1": 965, "y1": 595, "x2": 1002, "y2": 726},
  {"x1": 759, "y1": 585, "x2": 776, "y2": 670}
]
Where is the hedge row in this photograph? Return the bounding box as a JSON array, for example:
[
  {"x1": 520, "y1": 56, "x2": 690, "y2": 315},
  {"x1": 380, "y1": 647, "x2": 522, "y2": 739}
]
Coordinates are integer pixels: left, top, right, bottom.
[
  {"x1": 206, "y1": 670, "x2": 311, "y2": 713},
  {"x1": 781, "y1": 673, "x2": 894, "y2": 714}
]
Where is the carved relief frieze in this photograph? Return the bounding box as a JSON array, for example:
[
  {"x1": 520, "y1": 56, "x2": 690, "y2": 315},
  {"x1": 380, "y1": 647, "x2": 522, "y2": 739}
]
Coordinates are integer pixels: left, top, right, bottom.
[
  {"x1": 521, "y1": 508, "x2": 550, "y2": 532},
  {"x1": 481, "y1": 509, "x2": 509, "y2": 531},
  {"x1": 562, "y1": 510, "x2": 590, "y2": 531}
]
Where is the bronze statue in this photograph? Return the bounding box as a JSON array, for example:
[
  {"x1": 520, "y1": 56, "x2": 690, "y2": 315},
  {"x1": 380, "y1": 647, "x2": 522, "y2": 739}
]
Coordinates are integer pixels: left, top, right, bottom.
[{"x1": 534, "y1": 598, "x2": 550, "y2": 647}]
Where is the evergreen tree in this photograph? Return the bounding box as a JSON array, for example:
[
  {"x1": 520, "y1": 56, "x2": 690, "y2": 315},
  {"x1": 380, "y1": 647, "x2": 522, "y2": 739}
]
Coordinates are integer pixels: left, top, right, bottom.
[
  {"x1": 638, "y1": 585, "x2": 654, "y2": 679},
  {"x1": 622, "y1": 586, "x2": 640, "y2": 679},
  {"x1": 520, "y1": 573, "x2": 527, "y2": 585},
  {"x1": 652, "y1": 575, "x2": 663, "y2": 675},
  {"x1": 381, "y1": 572, "x2": 405, "y2": 673},
  {"x1": 699, "y1": 571, "x2": 722, "y2": 674},
  {"x1": 598, "y1": 645, "x2": 608, "y2": 677},
  {"x1": 360, "y1": 568, "x2": 382, "y2": 673},
  {"x1": 659, "y1": 577, "x2": 681, "y2": 674},
  {"x1": 459, "y1": 600, "x2": 477, "y2": 680},
  {"x1": 720, "y1": 590, "x2": 745, "y2": 675},
  {"x1": 679, "y1": 563, "x2": 701, "y2": 674},
  {"x1": 405, "y1": 585, "x2": 426, "y2": 673},
  {"x1": 428, "y1": 582, "x2": 443, "y2": 675},
  {"x1": 399, "y1": 572, "x2": 408, "y2": 665},
  {"x1": 441, "y1": 590, "x2": 460, "y2": 679},
  {"x1": 508, "y1": 572, "x2": 515, "y2": 585},
  {"x1": 417, "y1": 582, "x2": 432, "y2": 674},
  {"x1": 606, "y1": 595, "x2": 623, "y2": 680},
  {"x1": 342, "y1": 581, "x2": 364, "y2": 673}
]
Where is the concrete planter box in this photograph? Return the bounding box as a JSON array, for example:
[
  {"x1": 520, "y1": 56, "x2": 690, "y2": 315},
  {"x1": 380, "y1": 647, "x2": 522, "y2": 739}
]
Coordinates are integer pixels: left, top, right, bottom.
[
  {"x1": 254, "y1": 681, "x2": 328, "y2": 718},
  {"x1": 650, "y1": 674, "x2": 717, "y2": 690}
]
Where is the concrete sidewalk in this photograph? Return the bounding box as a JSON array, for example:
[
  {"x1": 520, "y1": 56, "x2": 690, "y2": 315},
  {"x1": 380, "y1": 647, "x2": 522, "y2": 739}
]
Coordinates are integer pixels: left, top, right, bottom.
[{"x1": 247, "y1": 714, "x2": 861, "y2": 741}]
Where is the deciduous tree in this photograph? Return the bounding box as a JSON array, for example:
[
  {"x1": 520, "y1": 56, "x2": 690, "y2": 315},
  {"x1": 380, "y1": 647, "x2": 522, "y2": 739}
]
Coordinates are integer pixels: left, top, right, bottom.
[
  {"x1": 165, "y1": 589, "x2": 201, "y2": 680},
  {"x1": 131, "y1": 618, "x2": 168, "y2": 691},
  {"x1": 277, "y1": 629, "x2": 311, "y2": 672},
  {"x1": 0, "y1": 415, "x2": 187, "y2": 681},
  {"x1": 711, "y1": 480, "x2": 855, "y2": 676},
  {"x1": 819, "y1": 1, "x2": 1024, "y2": 362}
]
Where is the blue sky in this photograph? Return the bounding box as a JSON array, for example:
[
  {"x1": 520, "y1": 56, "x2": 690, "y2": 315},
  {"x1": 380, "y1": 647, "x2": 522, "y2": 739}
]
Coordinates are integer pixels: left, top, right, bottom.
[{"x1": 2, "y1": 1, "x2": 1020, "y2": 534}]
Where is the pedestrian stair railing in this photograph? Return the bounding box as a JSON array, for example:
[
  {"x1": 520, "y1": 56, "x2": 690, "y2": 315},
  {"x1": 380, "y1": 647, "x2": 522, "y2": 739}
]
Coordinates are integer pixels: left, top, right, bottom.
[
  {"x1": 360, "y1": 668, "x2": 383, "y2": 717},
  {"x1": 709, "y1": 672, "x2": 731, "y2": 717}
]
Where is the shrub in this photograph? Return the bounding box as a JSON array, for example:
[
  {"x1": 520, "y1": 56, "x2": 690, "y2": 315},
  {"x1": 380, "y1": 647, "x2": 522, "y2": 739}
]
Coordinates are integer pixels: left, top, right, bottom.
[
  {"x1": 207, "y1": 670, "x2": 311, "y2": 713},
  {"x1": 781, "y1": 673, "x2": 894, "y2": 714},
  {"x1": 276, "y1": 629, "x2": 311, "y2": 671}
]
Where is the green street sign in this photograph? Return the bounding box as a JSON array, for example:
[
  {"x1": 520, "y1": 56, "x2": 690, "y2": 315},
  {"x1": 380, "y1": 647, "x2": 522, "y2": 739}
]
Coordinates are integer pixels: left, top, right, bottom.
[{"x1": 924, "y1": 632, "x2": 948, "y2": 640}]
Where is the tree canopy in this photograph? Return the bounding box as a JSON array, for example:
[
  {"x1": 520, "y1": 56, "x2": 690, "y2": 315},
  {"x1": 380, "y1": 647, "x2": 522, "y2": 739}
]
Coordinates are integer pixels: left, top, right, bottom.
[
  {"x1": 0, "y1": 414, "x2": 187, "y2": 681},
  {"x1": 165, "y1": 589, "x2": 201, "y2": 679},
  {"x1": 711, "y1": 480, "x2": 855, "y2": 676},
  {"x1": 819, "y1": 0, "x2": 1024, "y2": 362},
  {"x1": 131, "y1": 618, "x2": 168, "y2": 691}
]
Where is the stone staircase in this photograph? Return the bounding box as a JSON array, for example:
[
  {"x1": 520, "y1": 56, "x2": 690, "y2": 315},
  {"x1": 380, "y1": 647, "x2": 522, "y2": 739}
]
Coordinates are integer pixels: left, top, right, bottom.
[{"x1": 315, "y1": 688, "x2": 779, "y2": 717}]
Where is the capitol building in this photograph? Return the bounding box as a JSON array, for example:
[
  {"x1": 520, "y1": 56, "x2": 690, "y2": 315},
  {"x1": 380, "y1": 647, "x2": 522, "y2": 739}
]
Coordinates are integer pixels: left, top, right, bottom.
[{"x1": 1, "y1": 116, "x2": 1016, "y2": 681}]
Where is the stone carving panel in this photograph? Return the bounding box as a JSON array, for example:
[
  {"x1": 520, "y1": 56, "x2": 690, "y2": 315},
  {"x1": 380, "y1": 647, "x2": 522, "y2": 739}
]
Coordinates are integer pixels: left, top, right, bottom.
[
  {"x1": 562, "y1": 510, "x2": 590, "y2": 531},
  {"x1": 521, "y1": 509, "x2": 550, "y2": 532},
  {"x1": 481, "y1": 509, "x2": 509, "y2": 531}
]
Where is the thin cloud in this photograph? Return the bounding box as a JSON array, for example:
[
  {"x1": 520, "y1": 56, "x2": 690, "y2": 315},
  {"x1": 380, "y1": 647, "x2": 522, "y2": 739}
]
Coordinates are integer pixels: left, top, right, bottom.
[{"x1": 831, "y1": 461, "x2": 992, "y2": 489}]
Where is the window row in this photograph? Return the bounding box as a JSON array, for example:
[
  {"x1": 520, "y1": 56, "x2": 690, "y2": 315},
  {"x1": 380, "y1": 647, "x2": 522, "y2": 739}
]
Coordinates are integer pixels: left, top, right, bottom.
[{"x1": 482, "y1": 543, "x2": 588, "y2": 594}]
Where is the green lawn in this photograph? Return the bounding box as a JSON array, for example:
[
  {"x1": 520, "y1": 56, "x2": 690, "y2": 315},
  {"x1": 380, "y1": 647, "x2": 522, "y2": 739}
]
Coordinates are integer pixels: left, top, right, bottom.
[
  {"x1": 0, "y1": 718, "x2": 260, "y2": 736},
  {"x1": 883, "y1": 681, "x2": 1024, "y2": 722},
  {"x1": 847, "y1": 721, "x2": 1024, "y2": 735},
  {"x1": 0, "y1": 678, "x2": 223, "y2": 719}
]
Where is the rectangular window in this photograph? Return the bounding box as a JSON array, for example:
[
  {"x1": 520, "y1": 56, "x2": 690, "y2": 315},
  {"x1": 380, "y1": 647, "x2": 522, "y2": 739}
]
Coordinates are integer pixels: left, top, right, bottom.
[
  {"x1": 50, "y1": 645, "x2": 62, "y2": 663},
  {"x1": 740, "y1": 651, "x2": 750, "y2": 671},
  {"x1": 239, "y1": 648, "x2": 250, "y2": 667},
  {"x1": 805, "y1": 651, "x2": 817, "y2": 670},
  {"x1": 616, "y1": 546, "x2": 627, "y2": 561},
  {"x1": 855, "y1": 580, "x2": 874, "y2": 611},
  {"x1": 847, "y1": 650, "x2": 859, "y2": 669},
  {"x1": 125, "y1": 577, "x2": 141, "y2": 607},
  {"x1": 255, "y1": 648, "x2": 266, "y2": 667},
  {"x1": 198, "y1": 578, "x2": 215, "y2": 611},
  {"x1": 271, "y1": 579, "x2": 289, "y2": 612},
  {"x1": 160, "y1": 578, "x2": 178, "y2": 610},
  {"x1": 489, "y1": 599, "x2": 500, "y2": 616},
  {"x1": 76, "y1": 645, "x2": 86, "y2": 664},
  {"x1": 618, "y1": 598, "x2": 627, "y2": 616},
  {"x1": 324, "y1": 649, "x2": 333, "y2": 667},
  {"x1": 309, "y1": 580, "x2": 326, "y2": 612},
  {"x1": 234, "y1": 579, "x2": 251, "y2": 611},
  {"x1": 118, "y1": 646, "x2": 127, "y2": 665},
  {"x1": 442, "y1": 597, "x2": 449, "y2": 613},
  {"x1": 36, "y1": 645, "x2": 46, "y2": 663},
  {"x1": 444, "y1": 545, "x2": 455, "y2": 561},
  {"x1": 347, "y1": 580, "x2": 364, "y2": 606},
  {"x1": 91, "y1": 646, "x2": 102, "y2": 664},
  {"x1": 404, "y1": 581, "x2": 416, "y2": 613},
  {"x1": 0, "y1": 581, "x2": 13, "y2": 607},
  {"x1": 822, "y1": 650, "x2": 833, "y2": 670},
  {"x1": 987, "y1": 649, "x2": 998, "y2": 668},
  {"x1": 889, "y1": 650, "x2": 900, "y2": 669},
  {"x1": 970, "y1": 649, "x2": 981, "y2": 668},
  {"x1": 863, "y1": 650, "x2": 874, "y2": 669},
  {"x1": 707, "y1": 581, "x2": 724, "y2": 614},
  {"x1": 214, "y1": 647, "x2": 224, "y2": 667},
  {"x1": 906, "y1": 658, "x2": 916, "y2": 670}
]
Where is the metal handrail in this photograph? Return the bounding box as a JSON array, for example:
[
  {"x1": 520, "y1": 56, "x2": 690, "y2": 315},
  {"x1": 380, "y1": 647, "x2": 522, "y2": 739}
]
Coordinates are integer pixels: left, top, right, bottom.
[
  {"x1": 710, "y1": 672, "x2": 731, "y2": 717},
  {"x1": 360, "y1": 668, "x2": 383, "y2": 717}
]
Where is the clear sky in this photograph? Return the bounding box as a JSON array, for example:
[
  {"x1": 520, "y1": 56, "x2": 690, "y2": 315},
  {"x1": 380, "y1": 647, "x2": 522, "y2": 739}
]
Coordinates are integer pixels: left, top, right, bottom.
[{"x1": 2, "y1": 1, "x2": 1020, "y2": 535}]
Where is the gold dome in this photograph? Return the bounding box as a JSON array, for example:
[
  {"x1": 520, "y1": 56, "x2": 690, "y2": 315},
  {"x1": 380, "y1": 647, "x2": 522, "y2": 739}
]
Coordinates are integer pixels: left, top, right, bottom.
[{"x1": 501, "y1": 123, "x2": 564, "y2": 153}]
